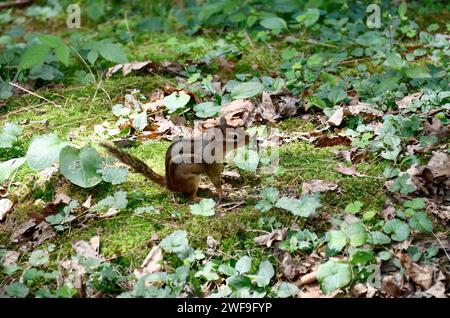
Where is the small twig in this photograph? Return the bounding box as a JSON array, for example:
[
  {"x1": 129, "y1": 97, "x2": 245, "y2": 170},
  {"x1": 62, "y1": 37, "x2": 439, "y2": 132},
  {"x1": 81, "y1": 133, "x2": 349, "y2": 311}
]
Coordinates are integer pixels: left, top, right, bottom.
[
  {"x1": 433, "y1": 232, "x2": 450, "y2": 262},
  {"x1": 124, "y1": 11, "x2": 135, "y2": 48},
  {"x1": 9, "y1": 82, "x2": 59, "y2": 107},
  {"x1": 296, "y1": 39, "x2": 338, "y2": 48},
  {"x1": 295, "y1": 271, "x2": 317, "y2": 287},
  {"x1": 0, "y1": 0, "x2": 33, "y2": 10}
]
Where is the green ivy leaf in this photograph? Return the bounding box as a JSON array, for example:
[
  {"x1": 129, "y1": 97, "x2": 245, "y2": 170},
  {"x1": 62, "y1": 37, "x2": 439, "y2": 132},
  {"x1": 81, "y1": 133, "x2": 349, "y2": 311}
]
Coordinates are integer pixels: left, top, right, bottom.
[
  {"x1": 112, "y1": 104, "x2": 130, "y2": 117},
  {"x1": 0, "y1": 157, "x2": 26, "y2": 182},
  {"x1": 159, "y1": 230, "x2": 190, "y2": 260},
  {"x1": 26, "y1": 134, "x2": 70, "y2": 171},
  {"x1": 383, "y1": 219, "x2": 410, "y2": 242},
  {"x1": 91, "y1": 191, "x2": 128, "y2": 213},
  {"x1": 0, "y1": 123, "x2": 22, "y2": 148},
  {"x1": 193, "y1": 102, "x2": 221, "y2": 118},
  {"x1": 255, "y1": 260, "x2": 275, "y2": 287},
  {"x1": 366, "y1": 231, "x2": 392, "y2": 245},
  {"x1": 230, "y1": 82, "x2": 264, "y2": 100},
  {"x1": 403, "y1": 198, "x2": 425, "y2": 210},
  {"x1": 260, "y1": 17, "x2": 287, "y2": 30},
  {"x1": 350, "y1": 249, "x2": 375, "y2": 265},
  {"x1": 347, "y1": 220, "x2": 367, "y2": 247},
  {"x1": 405, "y1": 66, "x2": 431, "y2": 79},
  {"x1": 409, "y1": 212, "x2": 433, "y2": 233},
  {"x1": 276, "y1": 282, "x2": 299, "y2": 298},
  {"x1": 328, "y1": 230, "x2": 347, "y2": 252},
  {"x1": 345, "y1": 201, "x2": 363, "y2": 214},
  {"x1": 19, "y1": 44, "x2": 50, "y2": 70},
  {"x1": 317, "y1": 261, "x2": 352, "y2": 294},
  {"x1": 189, "y1": 198, "x2": 215, "y2": 217},
  {"x1": 87, "y1": 0, "x2": 105, "y2": 21},
  {"x1": 6, "y1": 282, "x2": 29, "y2": 298},
  {"x1": 256, "y1": 187, "x2": 279, "y2": 212},
  {"x1": 328, "y1": 88, "x2": 347, "y2": 105},
  {"x1": 29, "y1": 250, "x2": 49, "y2": 267},
  {"x1": 234, "y1": 148, "x2": 259, "y2": 171},
  {"x1": 59, "y1": 146, "x2": 102, "y2": 188},
  {"x1": 132, "y1": 111, "x2": 148, "y2": 131},
  {"x1": 296, "y1": 8, "x2": 320, "y2": 27},
  {"x1": 276, "y1": 194, "x2": 321, "y2": 217},
  {"x1": 378, "y1": 251, "x2": 393, "y2": 261},
  {"x1": 235, "y1": 256, "x2": 252, "y2": 274},
  {"x1": 163, "y1": 92, "x2": 191, "y2": 113},
  {"x1": 398, "y1": 1, "x2": 407, "y2": 19},
  {"x1": 98, "y1": 166, "x2": 128, "y2": 185},
  {"x1": 98, "y1": 43, "x2": 128, "y2": 63}
]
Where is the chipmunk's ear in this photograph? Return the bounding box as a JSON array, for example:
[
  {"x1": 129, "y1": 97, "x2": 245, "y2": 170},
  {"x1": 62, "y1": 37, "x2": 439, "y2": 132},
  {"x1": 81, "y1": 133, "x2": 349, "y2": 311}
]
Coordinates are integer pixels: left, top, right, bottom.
[{"x1": 219, "y1": 116, "x2": 227, "y2": 127}]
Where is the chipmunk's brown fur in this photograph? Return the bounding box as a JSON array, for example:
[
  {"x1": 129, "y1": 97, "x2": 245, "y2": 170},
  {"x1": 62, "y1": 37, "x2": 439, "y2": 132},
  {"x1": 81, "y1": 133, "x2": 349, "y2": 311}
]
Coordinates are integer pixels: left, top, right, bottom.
[{"x1": 100, "y1": 117, "x2": 249, "y2": 201}]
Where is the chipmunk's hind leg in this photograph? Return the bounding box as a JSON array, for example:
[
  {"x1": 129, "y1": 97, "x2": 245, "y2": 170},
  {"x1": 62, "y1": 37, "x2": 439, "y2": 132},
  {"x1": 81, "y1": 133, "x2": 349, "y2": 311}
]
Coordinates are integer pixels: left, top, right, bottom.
[{"x1": 206, "y1": 164, "x2": 224, "y2": 201}]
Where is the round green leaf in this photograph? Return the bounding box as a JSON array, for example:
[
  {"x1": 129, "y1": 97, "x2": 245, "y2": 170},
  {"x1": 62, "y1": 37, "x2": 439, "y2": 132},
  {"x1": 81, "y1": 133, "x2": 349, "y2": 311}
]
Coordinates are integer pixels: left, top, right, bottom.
[
  {"x1": 189, "y1": 198, "x2": 215, "y2": 217},
  {"x1": 366, "y1": 231, "x2": 392, "y2": 245},
  {"x1": 59, "y1": 146, "x2": 102, "y2": 188},
  {"x1": 230, "y1": 82, "x2": 264, "y2": 100},
  {"x1": 26, "y1": 134, "x2": 70, "y2": 171},
  {"x1": 277, "y1": 282, "x2": 299, "y2": 298},
  {"x1": 347, "y1": 220, "x2": 367, "y2": 247},
  {"x1": 163, "y1": 92, "x2": 191, "y2": 113},
  {"x1": 193, "y1": 102, "x2": 221, "y2": 118},
  {"x1": 260, "y1": 17, "x2": 287, "y2": 30},
  {"x1": 383, "y1": 219, "x2": 410, "y2": 242},
  {"x1": 328, "y1": 230, "x2": 347, "y2": 252},
  {"x1": 235, "y1": 256, "x2": 252, "y2": 274},
  {"x1": 317, "y1": 261, "x2": 352, "y2": 294},
  {"x1": 255, "y1": 260, "x2": 275, "y2": 287},
  {"x1": 409, "y1": 212, "x2": 433, "y2": 233},
  {"x1": 234, "y1": 148, "x2": 259, "y2": 171}
]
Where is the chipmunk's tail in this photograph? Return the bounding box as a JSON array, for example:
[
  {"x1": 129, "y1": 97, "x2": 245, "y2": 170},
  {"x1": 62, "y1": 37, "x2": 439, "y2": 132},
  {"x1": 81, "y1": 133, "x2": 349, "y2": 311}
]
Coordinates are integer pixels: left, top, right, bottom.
[{"x1": 100, "y1": 142, "x2": 166, "y2": 186}]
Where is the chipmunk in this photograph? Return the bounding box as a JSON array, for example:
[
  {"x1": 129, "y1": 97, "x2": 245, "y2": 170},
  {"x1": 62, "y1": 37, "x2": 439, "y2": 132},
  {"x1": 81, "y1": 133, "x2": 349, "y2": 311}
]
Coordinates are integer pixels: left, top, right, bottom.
[{"x1": 100, "y1": 117, "x2": 250, "y2": 201}]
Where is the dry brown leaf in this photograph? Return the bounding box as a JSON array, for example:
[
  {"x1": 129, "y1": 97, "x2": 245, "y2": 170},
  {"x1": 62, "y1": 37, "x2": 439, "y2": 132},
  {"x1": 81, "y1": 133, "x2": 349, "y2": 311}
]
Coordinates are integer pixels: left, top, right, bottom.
[
  {"x1": 216, "y1": 56, "x2": 236, "y2": 74},
  {"x1": 426, "y1": 151, "x2": 450, "y2": 178},
  {"x1": 400, "y1": 253, "x2": 434, "y2": 290},
  {"x1": 335, "y1": 163, "x2": 364, "y2": 177},
  {"x1": 380, "y1": 199, "x2": 396, "y2": 221},
  {"x1": 425, "y1": 281, "x2": 447, "y2": 298},
  {"x1": 10, "y1": 219, "x2": 55, "y2": 249},
  {"x1": 73, "y1": 236, "x2": 100, "y2": 259},
  {"x1": 332, "y1": 148, "x2": 369, "y2": 164},
  {"x1": 259, "y1": 91, "x2": 278, "y2": 124},
  {"x1": 327, "y1": 107, "x2": 346, "y2": 126},
  {"x1": 222, "y1": 170, "x2": 241, "y2": 179},
  {"x1": 381, "y1": 272, "x2": 404, "y2": 297},
  {"x1": 82, "y1": 195, "x2": 92, "y2": 209},
  {"x1": 53, "y1": 193, "x2": 71, "y2": 205},
  {"x1": 254, "y1": 228, "x2": 287, "y2": 248},
  {"x1": 278, "y1": 252, "x2": 308, "y2": 280},
  {"x1": 133, "y1": 246, "x2": 163, "y2": 279},
  {"x1": 0, "y1": 198, "x2": 13, "y2": 221},
  {"x1": 347, "y1": 102, "x2": 383, "y2": 118},
  {"x1": 313, "y1": 135, "x2": 351, "y2": 147},
  {"x1": 302, "y1": 179, "x2": 338, "y2": 194},
  {"x1": 427, "y1": 200, "x2": 450, "y2": 222},
  {"x1": 207, "y1": 236, "x2": 219, "y2": 251},
  {"x1": 3, "y1": 250, "x2": 20, "y2": 267},
  {"x1": 395, "y1": 91, "x2": 423, "y2": 109}
]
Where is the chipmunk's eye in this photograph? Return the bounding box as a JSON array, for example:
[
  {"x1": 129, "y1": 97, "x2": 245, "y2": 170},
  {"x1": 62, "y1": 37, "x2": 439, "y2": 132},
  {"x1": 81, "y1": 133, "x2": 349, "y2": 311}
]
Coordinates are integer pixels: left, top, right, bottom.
[{"x1": 233, "y1": 134, "x2": 238, "y2": 140}]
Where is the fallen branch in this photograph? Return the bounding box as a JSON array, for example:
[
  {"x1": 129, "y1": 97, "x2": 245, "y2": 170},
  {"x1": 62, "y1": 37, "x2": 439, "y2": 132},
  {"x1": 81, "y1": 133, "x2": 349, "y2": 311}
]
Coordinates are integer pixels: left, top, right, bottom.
[
  {"x1": 9, "y1": 82, "x2": 60, "y2": 108},
  {"x1": 295, "y1": 271, "x2": 317, "y2": 287},
  {"x1": 0, "y1": 0, "x2": 33, "y2": 10}
]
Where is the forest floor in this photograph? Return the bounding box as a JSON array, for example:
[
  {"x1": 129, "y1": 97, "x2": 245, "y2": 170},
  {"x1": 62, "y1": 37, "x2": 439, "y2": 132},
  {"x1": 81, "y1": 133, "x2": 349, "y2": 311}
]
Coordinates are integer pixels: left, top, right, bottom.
[{"x1": 0, "y1": 1, "x2": 449, "y2": 298}]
